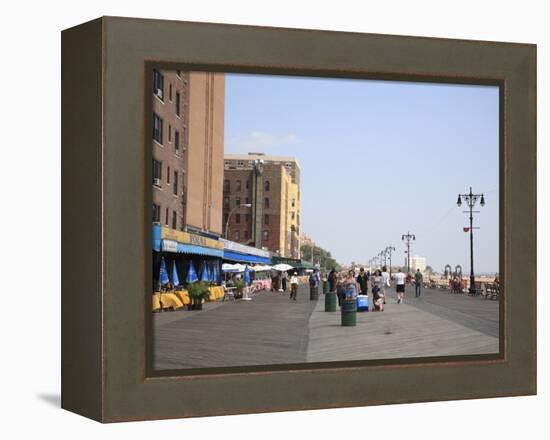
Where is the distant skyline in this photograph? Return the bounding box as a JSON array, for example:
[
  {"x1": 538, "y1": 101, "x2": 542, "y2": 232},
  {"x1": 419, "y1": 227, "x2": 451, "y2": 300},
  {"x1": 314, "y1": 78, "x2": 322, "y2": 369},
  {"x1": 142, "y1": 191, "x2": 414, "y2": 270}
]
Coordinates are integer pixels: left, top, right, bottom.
[{"x1": 224, "y1": 73, "x2": 499, "y2": 274}]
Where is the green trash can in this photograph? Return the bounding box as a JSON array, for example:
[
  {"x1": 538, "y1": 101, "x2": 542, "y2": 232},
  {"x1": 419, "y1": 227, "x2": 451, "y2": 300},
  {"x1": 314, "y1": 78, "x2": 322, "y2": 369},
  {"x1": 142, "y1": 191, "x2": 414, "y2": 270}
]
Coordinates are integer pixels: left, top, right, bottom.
[
  {"x1": 323, "y1": 280, "x2": 329, "y2": 294},
  {"x1": 310, "y1": 285, "x2": 319, "y2": 301},
  {"x1": 325, "y1": 291, "x2": 337, "y2": 312},
  {"x1": 341, "y1": 298, "x2": 357, "y2": 326}
]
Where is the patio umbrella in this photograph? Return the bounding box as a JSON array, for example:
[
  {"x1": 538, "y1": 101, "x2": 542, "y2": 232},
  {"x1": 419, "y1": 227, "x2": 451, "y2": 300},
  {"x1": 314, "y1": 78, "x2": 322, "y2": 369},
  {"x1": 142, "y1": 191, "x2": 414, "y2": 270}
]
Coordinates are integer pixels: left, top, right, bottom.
[
  {"x1": 186, "y1": 260, "x2": 198, "y2": 284},
  {"x1": 200, "y1": 261, "x2": 210, "y2": 282},
  {"x1": 244, "y1": 265, "x2": 251, "y2": 286},
  {"x1": 172, "y1": 261, "x2": 180, "y2": 287},
  {"x1": 273, "y1": 263, "x2": 294, "y2": 272},
  {"x1": 159, "y1": 257, "x2": 170, "y2": 286}
]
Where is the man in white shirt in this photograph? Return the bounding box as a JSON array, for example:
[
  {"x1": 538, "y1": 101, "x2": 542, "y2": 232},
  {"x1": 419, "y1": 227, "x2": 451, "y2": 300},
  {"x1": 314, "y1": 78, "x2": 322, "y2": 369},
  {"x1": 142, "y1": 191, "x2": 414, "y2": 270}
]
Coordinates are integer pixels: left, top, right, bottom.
[{"x1": 393, "y1": 268, "x2": 406, "y2": 304}]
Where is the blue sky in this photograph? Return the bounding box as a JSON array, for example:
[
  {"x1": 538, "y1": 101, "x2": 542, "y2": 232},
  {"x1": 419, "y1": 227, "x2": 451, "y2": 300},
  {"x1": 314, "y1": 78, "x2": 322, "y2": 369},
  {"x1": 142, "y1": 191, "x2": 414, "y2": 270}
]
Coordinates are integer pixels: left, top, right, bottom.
[{"x1": 224, "y1": 74, "x2": 499, "y2": 274}]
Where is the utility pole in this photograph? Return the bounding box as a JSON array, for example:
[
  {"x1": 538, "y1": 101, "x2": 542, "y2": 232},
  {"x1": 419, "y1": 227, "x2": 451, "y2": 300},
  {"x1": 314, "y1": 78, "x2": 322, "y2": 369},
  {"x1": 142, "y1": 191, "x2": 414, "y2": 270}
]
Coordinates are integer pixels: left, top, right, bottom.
[
  {"x1": 401, "y1": 232, "x2": 416, "y2": 273},
  {"x1": 457, "y1": 187, "x2": 485, "y2": 294}
]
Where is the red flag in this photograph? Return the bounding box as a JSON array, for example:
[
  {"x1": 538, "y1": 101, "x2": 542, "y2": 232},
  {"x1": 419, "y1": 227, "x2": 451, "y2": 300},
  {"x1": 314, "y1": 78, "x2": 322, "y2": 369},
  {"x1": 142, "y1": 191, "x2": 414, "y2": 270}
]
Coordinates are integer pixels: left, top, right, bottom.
[{"x1": 463, "y1": 227, "x2": 470, "y2": 232}]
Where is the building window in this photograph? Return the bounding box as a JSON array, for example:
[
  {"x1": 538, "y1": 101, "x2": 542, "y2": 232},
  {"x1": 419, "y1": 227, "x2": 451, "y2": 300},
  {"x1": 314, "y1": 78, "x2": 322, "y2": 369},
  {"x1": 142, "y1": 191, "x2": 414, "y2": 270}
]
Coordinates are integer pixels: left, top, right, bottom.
[
  {"x1": 173, "y1": 171, "x2": 178, "y2": 195},
  {"x1": 175, "y1": 91, "x2": 181, "y2": 116},
  {"x1": 224, "y1": 196, "x2": 230, "y2": 207},
  {"x1": 245, "y1": 179, "x2": 250, "y2": 189},
  {"x1": 264, "y1": 214, "x2": 269, "y2": 225},
  {"x1": 236, "y1": 197, "x2": 241, "y2": 208},
  {"x1": 263, "y1": 230, "x2": 269, "y2": 241},
  {"x1": 165, "y1": 207, "x2": 169, "y2": 226},
  {"x1": 291, "y1": 212, "x2": 295, "y2": 220},
  {"x1": 236, "y1": 180, "x2": 242, "y2": 191},
  {"x1": 264, "y1": 197, "x2": 270, "y2": 209},
  {"x1": 153, "y1": 69, "x2": 164, "y2": 99},
  {"x1": 175, "y1": 130, "x2": 180, "y2": 153},
  {"x1": 245, "y1": 197, "x2": 249, "y2": 204},
  {"x1": 234, "y1": 230, "x2": 240, "y2": 241},
  {"x1": 172, "y1": 211, "x2": 177, "y2": 229},
  {"x1": 153, "y1": 113, "x2": 163, "y2": 144},
  {"x1": 291, "y1": 199, "x2": 296, "y2": 208},
  {"x1": 168, "y1": 125, "x2": 172, "y2": 143},
  {"x1": 235, "y1": 214, "x2": 241, "y2": 224},
  {"x1": 264, "y1": 180, "x2": 270, "y2": 191},
  {"x1": 169, "y1": 83, "x2": 172, "y2": 101},
  {"x1": 167, "y1": 166, "x2": 170, "y2": 184},
  {"x1": 152, "y1": 159, "x2": 162, "y2": 185},
  {"x1": 223, "y1": 213, "x2": 229, "y2": 224},
  {"x1": 224, "y1": 180, "x2": 230, "y2": 192},
  {"x1": 152, "y1": 204, "x2": 160, "y2": 222}
]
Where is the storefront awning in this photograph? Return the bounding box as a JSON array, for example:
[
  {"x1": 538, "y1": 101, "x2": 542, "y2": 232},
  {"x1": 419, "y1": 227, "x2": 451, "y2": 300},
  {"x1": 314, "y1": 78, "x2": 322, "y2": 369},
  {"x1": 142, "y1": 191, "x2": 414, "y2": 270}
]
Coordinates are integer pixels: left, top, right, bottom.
[
  {"x1": 177, "y1": 243, "x2": 224, "y2": 258},
  {"x1": 223, "y1": 250, "x2": 271, "y2": 265}
]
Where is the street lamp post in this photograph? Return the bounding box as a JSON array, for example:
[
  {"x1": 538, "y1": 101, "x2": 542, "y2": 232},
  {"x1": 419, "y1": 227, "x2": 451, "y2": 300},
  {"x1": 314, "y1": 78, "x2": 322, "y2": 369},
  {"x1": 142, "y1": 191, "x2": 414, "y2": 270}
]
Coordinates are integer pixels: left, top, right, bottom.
[
  {"x1": 457, "y1": 187, "x2": 485, "y2": 294},
  {"x1": 385, "y1": 246, "x2": 396, "y2": 278},
  {"x1": 225, "y1": 203, "x2": 252, "y2": 240},
  {"x1": 402, "y1": 232, "x2": 416, "y2": 273}
]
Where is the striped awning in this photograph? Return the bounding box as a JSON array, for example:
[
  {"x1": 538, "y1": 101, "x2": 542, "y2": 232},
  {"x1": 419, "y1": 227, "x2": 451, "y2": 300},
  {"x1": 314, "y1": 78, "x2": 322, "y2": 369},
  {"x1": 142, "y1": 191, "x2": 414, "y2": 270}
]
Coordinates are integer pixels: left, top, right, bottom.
[
  {"x1": 176, "y1": 243, "x2": 224, "y2": 258},
  {"x1": 223, "y1": 250, "x2": 271, "y2": 265}
]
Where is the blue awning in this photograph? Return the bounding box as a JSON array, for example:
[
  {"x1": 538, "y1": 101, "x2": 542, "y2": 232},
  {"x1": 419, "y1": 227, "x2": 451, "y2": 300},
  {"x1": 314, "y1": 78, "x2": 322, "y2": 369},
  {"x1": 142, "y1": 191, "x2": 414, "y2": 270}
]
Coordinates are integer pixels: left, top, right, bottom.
[
  {"x1": 223, "y1": 250, "x2": 271, "y2": 264},
  {"x1": 176, "y1": 243, "x2": 223, "y2": 258}
]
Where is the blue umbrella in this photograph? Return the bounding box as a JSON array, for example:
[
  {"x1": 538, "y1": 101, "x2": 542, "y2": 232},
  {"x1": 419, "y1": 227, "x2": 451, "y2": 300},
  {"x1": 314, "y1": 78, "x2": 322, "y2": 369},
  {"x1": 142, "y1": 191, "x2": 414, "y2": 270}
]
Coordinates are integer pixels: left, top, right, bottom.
[
  {"x1": 186, "y1": 260, "x2": 198, "y2": 284},
  {"x1": 172, "y1": 261, "x2": 180, "y2": 287},
  {"x1": 200, "y1": 261, "x2": 210, "y2": 282},
  {"x1": 244, "y1": 265, "x2": 251, "y2": 286},
  {"x1": 159, "y1": 257, "x2": 170, "y2": 286}
]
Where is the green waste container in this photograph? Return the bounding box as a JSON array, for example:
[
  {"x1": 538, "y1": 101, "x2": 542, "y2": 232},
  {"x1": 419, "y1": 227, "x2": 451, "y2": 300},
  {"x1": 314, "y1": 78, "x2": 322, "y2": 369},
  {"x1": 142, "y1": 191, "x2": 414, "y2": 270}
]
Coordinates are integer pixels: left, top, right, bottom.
[
  {"x1": 310, "y1": 285, "x2": 319, "y2": 301},
  {"x1": 323, "y1": 280, "x2": 329, "y2": 294},
  {"x1": 341, "y1": 298, "x2": 357, "y2": 326},
  {"x1": 325, "y1": 291, "x2": 337, "y2": 312}
]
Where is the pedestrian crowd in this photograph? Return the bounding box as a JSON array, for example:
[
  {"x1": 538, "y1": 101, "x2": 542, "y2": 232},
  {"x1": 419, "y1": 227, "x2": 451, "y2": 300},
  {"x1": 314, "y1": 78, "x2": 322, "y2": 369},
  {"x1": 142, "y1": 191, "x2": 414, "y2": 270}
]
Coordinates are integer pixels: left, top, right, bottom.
[{"x1": 325, "y1": 265, "x2": 424, "y2": 310}]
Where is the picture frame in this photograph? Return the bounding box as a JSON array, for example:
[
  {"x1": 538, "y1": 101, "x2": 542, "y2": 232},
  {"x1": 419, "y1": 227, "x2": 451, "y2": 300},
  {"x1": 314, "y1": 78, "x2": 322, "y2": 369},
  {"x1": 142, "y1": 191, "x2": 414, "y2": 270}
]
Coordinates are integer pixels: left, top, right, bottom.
[{"x1": 61, "y1": 16, "x2": 536, "y2": 422}]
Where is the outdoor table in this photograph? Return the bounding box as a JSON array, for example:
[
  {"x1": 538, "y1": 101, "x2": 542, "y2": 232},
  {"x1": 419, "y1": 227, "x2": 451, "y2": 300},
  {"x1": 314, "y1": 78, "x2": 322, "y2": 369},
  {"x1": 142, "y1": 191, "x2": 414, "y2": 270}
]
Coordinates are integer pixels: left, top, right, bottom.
[
  {"x1": 174, "y1": 290, "x2": 190, "y2": 305},
  {"x1": 159, "y1": 292, "x2": 184, "y2": 310}
]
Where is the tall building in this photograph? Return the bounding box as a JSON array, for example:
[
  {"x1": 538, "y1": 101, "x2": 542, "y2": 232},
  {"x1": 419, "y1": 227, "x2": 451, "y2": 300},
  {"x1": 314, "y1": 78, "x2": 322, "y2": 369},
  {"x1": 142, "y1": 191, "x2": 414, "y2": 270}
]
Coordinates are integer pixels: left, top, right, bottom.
[
  {"x1": 152, "y1": 69, "x2": 225, "y2": 235},
  {"x1": 151, "y1": 69, "x2": 225, "y2": 287},
  {"x1": 404, "y1": 255, "x2": 427, "y2": 272},
  {"x1": 222, "y1": 153, "x2": 301, "y2": 258}
]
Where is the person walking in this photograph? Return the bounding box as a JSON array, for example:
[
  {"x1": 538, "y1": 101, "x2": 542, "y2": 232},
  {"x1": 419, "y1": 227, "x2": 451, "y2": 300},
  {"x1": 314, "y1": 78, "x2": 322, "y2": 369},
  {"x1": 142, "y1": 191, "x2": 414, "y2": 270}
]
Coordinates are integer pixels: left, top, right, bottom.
[
  {"x1": 328, "y1": 268, "x2": 337, "y2": 293},
  {"x1": 381, "y1": 266, "x2": 390, "y2": 304},
  {"x1": 356, "y1": 268, "x2": 369, "y2": 295},
  {"x1": 290, "y1": 271, "x2": 299, "y2": 301},
  {"x1": 371, "y1": 269, "x2": 385, "y2": 311},
  {"x1": 343, "y1": 270, "x2": 359, "y2": 301},
  {"x1": 281, "y1": 270, "x2": 288, "y2": 292},
  {"x1": 393, "y1": 268, "x2": 406, "y2": 304},
  {"x1": 414, "y1": 268, "x2": 423, "y2": 297}
]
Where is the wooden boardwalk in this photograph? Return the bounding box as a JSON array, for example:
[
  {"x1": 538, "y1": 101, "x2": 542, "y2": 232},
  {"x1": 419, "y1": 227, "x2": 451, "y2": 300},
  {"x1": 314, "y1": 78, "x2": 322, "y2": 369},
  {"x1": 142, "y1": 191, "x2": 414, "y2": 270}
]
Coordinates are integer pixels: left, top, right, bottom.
[
  {"x1": 307, "y1": 286, "x2": 499, "y2": 362},
  {"x1": 153, "y1": 287, "x2": 317, "y2": 370},
  {"x1": 153, "y1": 284, "x2": 499, "y2": 370}
]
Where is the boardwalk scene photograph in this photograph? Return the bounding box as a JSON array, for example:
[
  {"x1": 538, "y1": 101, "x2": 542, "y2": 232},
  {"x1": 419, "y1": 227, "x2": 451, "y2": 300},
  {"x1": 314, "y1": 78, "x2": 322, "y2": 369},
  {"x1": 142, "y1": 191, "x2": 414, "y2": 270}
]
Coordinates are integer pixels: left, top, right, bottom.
[{"x1": 150, "y1": 70, "x2": 500, "y2": 370}]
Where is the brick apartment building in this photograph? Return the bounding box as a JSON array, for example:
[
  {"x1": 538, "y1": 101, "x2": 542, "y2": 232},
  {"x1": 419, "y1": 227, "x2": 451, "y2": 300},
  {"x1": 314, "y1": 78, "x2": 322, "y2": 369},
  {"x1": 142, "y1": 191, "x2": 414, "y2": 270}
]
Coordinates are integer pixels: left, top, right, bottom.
[
  {"x1": 151, "y1": 69, "x2": 225, "y2": 236},
  {"x1": 222, "y1": 153, "x2": 301, "y2": 259}
]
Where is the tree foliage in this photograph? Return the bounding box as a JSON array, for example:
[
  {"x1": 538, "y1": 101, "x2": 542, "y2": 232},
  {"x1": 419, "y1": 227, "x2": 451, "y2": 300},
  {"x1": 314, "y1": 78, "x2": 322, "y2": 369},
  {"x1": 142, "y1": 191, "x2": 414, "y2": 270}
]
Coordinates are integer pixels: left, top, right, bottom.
[{"x1": 300, "y1": 243, "x2": 342, "y2": 271}]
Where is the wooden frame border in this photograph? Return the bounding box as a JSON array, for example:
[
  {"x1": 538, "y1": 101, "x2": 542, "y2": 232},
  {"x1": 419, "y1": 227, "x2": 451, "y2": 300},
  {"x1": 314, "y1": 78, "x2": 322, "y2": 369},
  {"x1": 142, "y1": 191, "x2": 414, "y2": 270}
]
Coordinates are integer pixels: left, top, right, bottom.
[{"x1": 61, "y1": 16, "x2": 536, "y2": 422}]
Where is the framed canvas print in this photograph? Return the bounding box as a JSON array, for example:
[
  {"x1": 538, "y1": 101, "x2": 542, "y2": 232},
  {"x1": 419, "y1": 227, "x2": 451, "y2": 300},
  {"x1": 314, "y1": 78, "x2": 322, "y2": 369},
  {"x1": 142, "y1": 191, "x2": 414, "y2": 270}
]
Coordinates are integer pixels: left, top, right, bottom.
[{"x1": 61, "y1": 16, "x2": 536, "y2": 422}]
